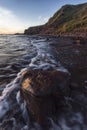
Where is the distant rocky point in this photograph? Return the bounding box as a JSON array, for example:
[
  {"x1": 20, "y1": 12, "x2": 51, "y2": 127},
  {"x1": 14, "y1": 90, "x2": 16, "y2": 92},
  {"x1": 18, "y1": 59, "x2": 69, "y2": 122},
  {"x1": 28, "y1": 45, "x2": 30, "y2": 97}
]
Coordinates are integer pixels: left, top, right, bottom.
[
  {"x1": 24, "y1": 2, "x2": 87, "y2": 36},
  {"x1": 24, "y1": 25, "x2": 44, "y2": 35},
  {"x1": 14, "y1": 33, "x2": 23, "y2": 35}
]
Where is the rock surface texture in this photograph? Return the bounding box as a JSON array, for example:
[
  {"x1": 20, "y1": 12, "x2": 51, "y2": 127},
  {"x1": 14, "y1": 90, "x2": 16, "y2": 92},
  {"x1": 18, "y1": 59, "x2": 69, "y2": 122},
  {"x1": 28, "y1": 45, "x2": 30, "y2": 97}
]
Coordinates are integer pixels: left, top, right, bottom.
[{"x1": 20, "y1": 69, "x2": 70, "y2": 128}]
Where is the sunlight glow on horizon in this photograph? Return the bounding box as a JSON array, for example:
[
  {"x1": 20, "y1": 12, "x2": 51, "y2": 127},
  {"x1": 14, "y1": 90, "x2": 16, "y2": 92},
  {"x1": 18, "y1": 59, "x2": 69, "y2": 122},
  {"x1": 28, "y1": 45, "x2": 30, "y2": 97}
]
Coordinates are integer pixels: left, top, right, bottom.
[
  {"x1": 1, "y1": 0, "x2": 87, "y2": 34},
  {"x1": 0, "y1": 7, "x2": 30, "y2": 34},
  {"x1": 0, "y1": 6, "x2": 48, "y2": 34}
]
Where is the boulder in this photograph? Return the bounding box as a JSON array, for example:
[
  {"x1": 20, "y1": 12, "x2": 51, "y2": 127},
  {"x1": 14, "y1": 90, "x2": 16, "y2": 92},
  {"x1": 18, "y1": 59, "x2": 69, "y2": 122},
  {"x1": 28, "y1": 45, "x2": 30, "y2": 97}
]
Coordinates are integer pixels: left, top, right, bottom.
[{"x1": 20, "y1": 69, "x2": 70, "y2": 126}]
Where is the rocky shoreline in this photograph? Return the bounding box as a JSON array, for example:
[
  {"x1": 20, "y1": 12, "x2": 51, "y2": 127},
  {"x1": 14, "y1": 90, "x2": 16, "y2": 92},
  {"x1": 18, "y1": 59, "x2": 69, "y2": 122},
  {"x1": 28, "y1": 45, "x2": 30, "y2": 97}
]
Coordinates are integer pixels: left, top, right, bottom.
[
  {"x1": 49, "y1": 36, "x2": 87, "y2": 87},
  {"x1": 20, "y1": 36, "x2": 87, "y2": 129},
  {"x1": 0, "y1": 35, "x2": 87, "y2": 130}
]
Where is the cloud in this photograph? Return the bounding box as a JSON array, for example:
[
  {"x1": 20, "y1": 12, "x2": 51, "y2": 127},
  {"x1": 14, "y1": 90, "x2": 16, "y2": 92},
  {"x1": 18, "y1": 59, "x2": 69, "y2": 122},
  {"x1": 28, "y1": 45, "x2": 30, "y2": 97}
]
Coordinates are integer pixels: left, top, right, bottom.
[
  {"x1": 0, "y1": 7, "x2": 26, "y2": 34},
  {"x1": 0, "y1": 7, "x2": 49, "y2": 34}
]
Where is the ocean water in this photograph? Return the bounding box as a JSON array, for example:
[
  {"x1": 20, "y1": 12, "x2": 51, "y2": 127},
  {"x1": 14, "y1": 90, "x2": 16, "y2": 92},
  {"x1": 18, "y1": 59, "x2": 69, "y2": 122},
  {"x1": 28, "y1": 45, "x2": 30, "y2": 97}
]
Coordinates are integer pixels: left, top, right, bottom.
[
  {"x1": 0, "y1": 35, "x2": 66, "y2": 86},
  {"x1": 0, "y1": 35, "x2": 87, "y2": 130}
]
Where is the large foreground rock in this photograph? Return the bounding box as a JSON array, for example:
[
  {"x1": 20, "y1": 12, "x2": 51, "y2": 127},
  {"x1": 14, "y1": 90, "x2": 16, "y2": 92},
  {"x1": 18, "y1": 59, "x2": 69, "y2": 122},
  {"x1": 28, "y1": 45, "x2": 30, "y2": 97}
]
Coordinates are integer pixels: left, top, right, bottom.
[{"x1": 20, "y1": 69, "x2": 70, "y2": 127}]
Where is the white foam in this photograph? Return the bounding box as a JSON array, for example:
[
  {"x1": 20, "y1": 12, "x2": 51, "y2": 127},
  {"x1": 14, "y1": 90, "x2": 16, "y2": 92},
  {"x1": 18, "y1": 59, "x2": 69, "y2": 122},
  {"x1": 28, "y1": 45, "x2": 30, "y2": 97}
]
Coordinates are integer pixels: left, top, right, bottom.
[
  {"x1": 10, "y1": 117, "x2": 16, "y2": 126},
  {"x1": 33, "y1": 123, "x2": 42, "y2": 130},
  {"x1": 59, "y1": 118, "x2": 71, "y2": 130},
  {"x1": 28, "y1": 38, "x2": 67, "y2": 72},
  {"x1": 50, "y1": 118, "x2": 60, "y2": 130},
  {"x1": 0, "y1": 82, "x2": 19, "y2": 101},
  {"x1": 71, "y1": 113, "x2": 83, "y2": 124},
  {"x1": 0, "y1": 69, "x2": 22, "y2": 121},
  {"x1": 21, "y1": 125, "x2": 28, "y2": 130},
  {"x1": 16, "y1": 91, "x2": 21, "y2": 104},
  {"x1": 0, "y1": 99, "x2": 9, "y2": 119},
  {"x1": 21, "y1": 101, "x2": 30, "y2": 126},
  {"x1": 85, "y1": 81, "x2": 87, "y2": 83},
  {"x1": 57, "y1": 66, "x2": 69, "y2": 73}
]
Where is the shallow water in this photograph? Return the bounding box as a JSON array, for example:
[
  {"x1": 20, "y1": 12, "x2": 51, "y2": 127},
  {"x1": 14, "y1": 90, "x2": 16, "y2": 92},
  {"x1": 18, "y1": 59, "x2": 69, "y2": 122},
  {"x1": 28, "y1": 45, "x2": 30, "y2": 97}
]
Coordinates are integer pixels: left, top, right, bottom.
[
  {"x1": 0, "y1": 35, "x2": 64, "y2": 85},
  {"x1": 0, "y1": 35, "x2": 36, "y2": 85},
  {"x1": 0, "y1": 35, "x2": 87, "y2": 130}
]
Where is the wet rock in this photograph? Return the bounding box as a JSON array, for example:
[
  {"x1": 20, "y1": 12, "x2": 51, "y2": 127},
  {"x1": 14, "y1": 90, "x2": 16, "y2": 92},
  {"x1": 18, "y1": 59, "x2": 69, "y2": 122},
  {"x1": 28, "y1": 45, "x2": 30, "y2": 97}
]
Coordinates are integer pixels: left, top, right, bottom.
[
  {"x1": 20, "y1": 69, "x2": 70, "y2": 126},
  {"x1": 73, "y1": 37, "x2": 87, "y2": 45}
]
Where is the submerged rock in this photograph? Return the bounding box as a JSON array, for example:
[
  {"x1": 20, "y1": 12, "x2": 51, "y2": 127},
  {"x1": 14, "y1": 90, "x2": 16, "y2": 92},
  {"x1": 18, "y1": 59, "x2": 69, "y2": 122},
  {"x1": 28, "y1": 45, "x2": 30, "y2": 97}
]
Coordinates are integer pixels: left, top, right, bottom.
[{"x1": 20, "y1": 69, "x2": 70, "y2": 127}]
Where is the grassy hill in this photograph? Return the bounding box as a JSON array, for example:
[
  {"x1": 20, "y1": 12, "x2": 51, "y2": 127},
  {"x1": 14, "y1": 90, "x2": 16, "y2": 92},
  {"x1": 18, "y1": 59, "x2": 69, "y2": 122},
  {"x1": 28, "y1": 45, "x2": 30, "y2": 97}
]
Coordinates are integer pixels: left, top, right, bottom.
[{"x1": 24, "y1": 3, "x2": 87, "y2": 35}]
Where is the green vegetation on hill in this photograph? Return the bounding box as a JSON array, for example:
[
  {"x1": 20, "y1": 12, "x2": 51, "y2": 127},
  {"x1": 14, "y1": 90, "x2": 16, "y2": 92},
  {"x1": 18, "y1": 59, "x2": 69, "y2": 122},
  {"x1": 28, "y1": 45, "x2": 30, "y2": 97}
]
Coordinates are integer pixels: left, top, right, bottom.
[{"x1": 24, "y1": 3, "x2": 87, "y2": 35}]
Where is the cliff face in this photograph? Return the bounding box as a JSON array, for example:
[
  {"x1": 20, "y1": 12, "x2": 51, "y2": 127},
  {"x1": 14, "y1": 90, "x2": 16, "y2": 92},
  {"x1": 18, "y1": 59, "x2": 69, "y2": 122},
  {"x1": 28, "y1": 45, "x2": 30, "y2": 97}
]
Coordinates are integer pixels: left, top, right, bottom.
[{"x1": 24, "y1": 3, "x2": 87, "y2": 35}]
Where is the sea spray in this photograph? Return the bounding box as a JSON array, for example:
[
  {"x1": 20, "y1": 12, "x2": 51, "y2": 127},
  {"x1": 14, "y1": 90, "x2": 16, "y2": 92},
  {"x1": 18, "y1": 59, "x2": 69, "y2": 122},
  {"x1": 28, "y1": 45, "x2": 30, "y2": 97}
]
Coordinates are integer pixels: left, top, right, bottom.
[{"x1": 0, "y1": 68, "x2": 30, "y2": 129}]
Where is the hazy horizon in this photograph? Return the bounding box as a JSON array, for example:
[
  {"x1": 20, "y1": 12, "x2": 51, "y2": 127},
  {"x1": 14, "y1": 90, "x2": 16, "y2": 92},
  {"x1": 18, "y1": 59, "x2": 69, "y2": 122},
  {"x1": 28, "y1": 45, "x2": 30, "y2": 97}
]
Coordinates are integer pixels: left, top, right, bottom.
[{"x1": 0, "y1": 0, "x2": 87, "y2": 34}]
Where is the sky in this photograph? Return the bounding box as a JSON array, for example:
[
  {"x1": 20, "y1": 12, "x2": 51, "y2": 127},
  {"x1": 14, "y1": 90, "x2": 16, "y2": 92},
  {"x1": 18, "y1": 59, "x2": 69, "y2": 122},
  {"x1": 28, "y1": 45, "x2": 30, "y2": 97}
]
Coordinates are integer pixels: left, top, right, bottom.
[{"x1": 0, "y1": 0, "x2": 87, "y2": 34}]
